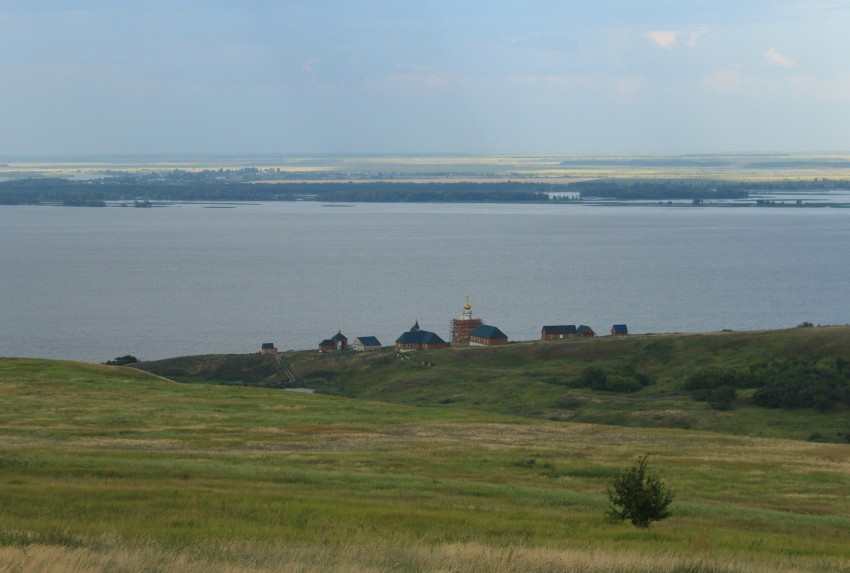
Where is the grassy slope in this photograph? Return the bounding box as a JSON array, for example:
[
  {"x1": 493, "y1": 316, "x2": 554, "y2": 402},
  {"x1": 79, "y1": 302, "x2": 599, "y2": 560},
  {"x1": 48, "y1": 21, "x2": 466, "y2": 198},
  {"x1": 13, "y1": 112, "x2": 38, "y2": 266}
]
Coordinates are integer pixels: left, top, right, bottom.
[
  {"x1": 2, "y1": 357, "x2": 849, "y2": 572},
  {"x1": 139, "y1": 326, "x2": 850, "y2": 443}
]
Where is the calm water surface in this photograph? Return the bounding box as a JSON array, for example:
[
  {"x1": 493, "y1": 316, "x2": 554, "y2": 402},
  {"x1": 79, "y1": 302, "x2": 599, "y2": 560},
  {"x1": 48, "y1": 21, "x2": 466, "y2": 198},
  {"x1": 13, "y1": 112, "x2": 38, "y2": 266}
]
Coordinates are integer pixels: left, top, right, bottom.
[{"x1": 2, "y1": 202, "x2": 849, "y2": 362}]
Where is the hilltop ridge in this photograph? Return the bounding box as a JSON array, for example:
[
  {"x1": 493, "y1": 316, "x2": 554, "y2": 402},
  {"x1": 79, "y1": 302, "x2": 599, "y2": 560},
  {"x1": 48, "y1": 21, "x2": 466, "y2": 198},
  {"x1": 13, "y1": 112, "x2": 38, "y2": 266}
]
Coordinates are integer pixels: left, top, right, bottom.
[{"x1": 134, "y1": 325, "x2": 850, "y2": 443}]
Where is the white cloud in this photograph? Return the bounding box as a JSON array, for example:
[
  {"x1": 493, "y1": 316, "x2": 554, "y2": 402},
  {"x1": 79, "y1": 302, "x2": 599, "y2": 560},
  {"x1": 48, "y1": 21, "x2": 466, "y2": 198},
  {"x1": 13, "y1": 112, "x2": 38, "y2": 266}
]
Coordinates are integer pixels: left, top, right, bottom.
[
  {"x1": 646, "y1": 28, "x2": 707, "y2": 49},
  {"x1": 764, "y1": 47, "x2": 797, "y2": 67},
  {"x1": 818, "y1": 74, "x2": 850, "y2": 101},
  {"x1": 645, "y1": 30, "x2": 679, "y2": 49},
  {"x1": 699, "y1": 66, "x2": 850, "y2": 104},
  {"x1": 615, "y1": 75, "x2": 645, "y2": 99},
  {"x1": 686, "y1": 28, "x2": 707, "y2": 47},
  {"x1": 699, "y1": 65, "x2": 744, "y2": 95},
  {"x1": 300, "y1": 58, "x2": 320, "y2": 73}
]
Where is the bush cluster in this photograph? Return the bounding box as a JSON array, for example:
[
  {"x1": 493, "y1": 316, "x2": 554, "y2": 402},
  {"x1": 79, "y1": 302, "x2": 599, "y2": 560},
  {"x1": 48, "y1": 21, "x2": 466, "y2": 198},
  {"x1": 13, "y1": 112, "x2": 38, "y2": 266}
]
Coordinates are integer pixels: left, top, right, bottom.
[
  {"x1": 683, "y1": 357, "x2": 850, "y2": 411},
  {"x1": 571, "y1": 367, "x2": 651, "y2": 393},
  {"x1": 751, "y1": 357, "x2": 850, "y2": 410}
]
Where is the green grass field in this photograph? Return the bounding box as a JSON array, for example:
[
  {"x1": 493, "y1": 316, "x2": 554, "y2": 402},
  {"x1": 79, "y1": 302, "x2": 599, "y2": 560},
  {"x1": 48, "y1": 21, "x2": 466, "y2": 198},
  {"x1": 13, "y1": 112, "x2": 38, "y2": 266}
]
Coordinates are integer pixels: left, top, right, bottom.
[{"x1": 1, "y1": 356, "x2": 849, "y2": 571}]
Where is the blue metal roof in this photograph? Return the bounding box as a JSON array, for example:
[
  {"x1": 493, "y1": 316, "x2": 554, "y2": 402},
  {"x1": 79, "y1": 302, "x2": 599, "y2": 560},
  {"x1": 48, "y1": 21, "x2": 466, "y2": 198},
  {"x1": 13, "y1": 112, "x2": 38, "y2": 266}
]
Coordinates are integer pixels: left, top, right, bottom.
[
  {"x1": 470, "y1": 324, "x2": 507, "y2": 340},
  {"x1": 355, "y1": 336, "x2": 381, "y2": 346},
  {"x1": 612, "y1": 324, "x2": 629, "y2": 334},
  {"x1": 542, "y1": 325, "x2": 577, "y2": 334},
  {"x1": 396, "y1": 328, "x2": 445, "y2": 345}
]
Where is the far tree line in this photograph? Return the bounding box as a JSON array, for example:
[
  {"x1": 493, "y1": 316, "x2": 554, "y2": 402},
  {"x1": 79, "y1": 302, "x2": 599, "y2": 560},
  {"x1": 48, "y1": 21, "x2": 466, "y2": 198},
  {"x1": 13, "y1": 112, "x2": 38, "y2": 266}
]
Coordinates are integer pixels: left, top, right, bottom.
[{"x1": 1, "y1": 176, "x2": 848, "y2": 205}]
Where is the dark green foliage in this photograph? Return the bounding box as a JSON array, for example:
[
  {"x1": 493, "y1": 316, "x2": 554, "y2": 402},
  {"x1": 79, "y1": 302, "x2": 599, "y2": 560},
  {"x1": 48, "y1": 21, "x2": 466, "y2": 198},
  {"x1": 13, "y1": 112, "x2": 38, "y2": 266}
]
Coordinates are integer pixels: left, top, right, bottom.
[
  {"x1": 685, "y1": 357, "x2": 850, "y2": 411},
  {"x1": 61, "y1": 198, "x2": 107, "y2": 207},
  {"x1": 571, "y1": 177, "x2": 850, "y2": 200},
  {"x1": 572, "y1": 179, "x2": 749, "y2": 200},
  {"x1": 606, "y1": 455, "x2": 673, "y2": 528},
  {"x1": 570, "y1": 367, "x2": 650, "y2": 393},
  {"x1": 683, "y1": 366, "x2": 753, "y2": 392},
  {"x1": 751, "y1": 357, "x2": 850, "y2": 410},
  {"x1": 684, "y1": 367, "x2": 743, "y2": 409},
  {"x1": 704, "y1": 386, "x2": 737, "y2": 410},
  {"x1": 104, "y1": 355, "x2": 139, "y2": 366},
  {"x1": 131, "y1": 354, "x2": 286, "y2": 386},
  {"x1": 0, "y1": 178, "x2": 553, "y2": 204},
  {"x1": 576, "y1": 367, "x2": 607, "y2": 389}
]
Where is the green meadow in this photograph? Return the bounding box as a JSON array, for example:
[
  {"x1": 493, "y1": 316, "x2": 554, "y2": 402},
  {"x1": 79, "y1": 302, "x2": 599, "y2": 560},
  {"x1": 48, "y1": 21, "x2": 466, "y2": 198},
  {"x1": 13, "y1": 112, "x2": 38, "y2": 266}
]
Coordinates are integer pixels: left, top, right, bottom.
[{"x1": 1, "y1": 355, "x2": 849, "y2": 572}]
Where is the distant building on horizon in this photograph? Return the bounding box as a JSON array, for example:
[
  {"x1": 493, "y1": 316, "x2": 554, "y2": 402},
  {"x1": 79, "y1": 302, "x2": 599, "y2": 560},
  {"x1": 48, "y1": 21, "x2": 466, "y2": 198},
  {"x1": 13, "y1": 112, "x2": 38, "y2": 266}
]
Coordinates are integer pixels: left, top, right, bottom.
[
  {"x1": 260, "y1": 342, "x2": 278, "y2": 354},
  {"x1": 469, "y1": 324, "x2": 508, "y2": 346},
  {"x1": 541, "y1": 324, "x2": 596, "y2": 341},
  {"x1": 578, "y1": 325, "x2": 596, "y2": 338},
  {"x1": 352, "y1": 336, "x2": 382, "y2": 352},
  {"x1": 450, "y1": 297, "x2": 483, "y2": 346},
  {"x1": 395, "y1": 321, "x2": 447, "y2": 352},
  {"x1": 611, "y1": 324, "x2": 629, "y2": 336},
  {"x1": 319, "y1": 331, "x2": 348, "y2": 352}
]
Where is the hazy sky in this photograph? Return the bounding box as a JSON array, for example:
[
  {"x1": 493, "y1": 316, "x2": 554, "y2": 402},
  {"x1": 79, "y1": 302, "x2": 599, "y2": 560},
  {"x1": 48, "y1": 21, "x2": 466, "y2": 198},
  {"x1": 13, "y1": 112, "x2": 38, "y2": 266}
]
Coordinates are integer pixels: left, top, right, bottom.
[{"x1": 2, "y1": 1, "x2": 849, "y2": 156}]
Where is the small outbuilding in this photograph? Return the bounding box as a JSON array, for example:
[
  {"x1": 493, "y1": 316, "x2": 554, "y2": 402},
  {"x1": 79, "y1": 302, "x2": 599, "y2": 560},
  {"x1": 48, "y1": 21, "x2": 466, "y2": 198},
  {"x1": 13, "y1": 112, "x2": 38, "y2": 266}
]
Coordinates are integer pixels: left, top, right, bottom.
[
  {"x1": 260, "y1": 342, "x2": 278, "y2": 354},
  {"x1": 611, "y1": 324, "x2": 629, "y2": 336},
  {"x1": 319, "y1": 331, "x2": 348, "y2": 352},
  {"x1": 469, "y1": 324, "x2": 508, "y2": 346},
  {"x1": 352, "y1": 336, "x2": 382, "y2": 352},
  {"x1": 331, "y1": 331, "x2": 348, "y2": 350}
]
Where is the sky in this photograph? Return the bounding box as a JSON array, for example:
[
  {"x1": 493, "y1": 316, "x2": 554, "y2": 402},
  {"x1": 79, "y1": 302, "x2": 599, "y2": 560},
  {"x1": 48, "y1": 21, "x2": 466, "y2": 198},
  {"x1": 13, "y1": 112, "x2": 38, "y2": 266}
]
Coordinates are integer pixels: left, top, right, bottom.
[{"x1": 1, "y1": 0, "x2": 849, "y2": 156}]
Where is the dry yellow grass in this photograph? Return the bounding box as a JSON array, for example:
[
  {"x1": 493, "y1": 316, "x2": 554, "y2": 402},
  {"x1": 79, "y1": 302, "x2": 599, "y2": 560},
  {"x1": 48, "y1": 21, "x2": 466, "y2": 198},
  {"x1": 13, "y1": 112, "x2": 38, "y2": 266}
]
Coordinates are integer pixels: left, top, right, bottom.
[{"x1": 1, "y1": 540, "x2": 839, "y2": 573}]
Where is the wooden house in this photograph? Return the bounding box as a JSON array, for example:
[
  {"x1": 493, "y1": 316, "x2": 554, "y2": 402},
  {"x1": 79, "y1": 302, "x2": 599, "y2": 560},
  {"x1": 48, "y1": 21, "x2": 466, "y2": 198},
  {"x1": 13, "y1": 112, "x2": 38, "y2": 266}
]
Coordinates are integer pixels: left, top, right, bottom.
[
  {"x1": 260, "y1": 342, "x2": 278, "y2": 354},
  {"x1": 352, "y1": 336, "x2": 382, "y2": 352},
  {"x1": 469, "y1": 324, "x2": 508, "y2": 346},
  {"x1": 577, "y1": 325, "x2": 596, "y2": 338},
  {"x1": 541, "y1": 325, "x2": 578, "y2": 340},
  {"x1": 395, "y1": 321, "x2": 447, "y2": 352},
  {"x1": 319, "y1": 331, "x2": 348, "y2": 352},
  {"x1": 611, "y1": 324, "x2": 629, "y2": 336}
]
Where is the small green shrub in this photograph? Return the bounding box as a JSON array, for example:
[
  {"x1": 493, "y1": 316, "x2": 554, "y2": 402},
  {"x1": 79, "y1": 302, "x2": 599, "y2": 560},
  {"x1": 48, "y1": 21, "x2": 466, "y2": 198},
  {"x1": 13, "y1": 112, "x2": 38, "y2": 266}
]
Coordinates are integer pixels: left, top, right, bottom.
[
  {"x1": 692, "y1": 385, "x2": 737, "y2": 410},
  {"x1": 606, "y1": 455, "x2": 673, "y2": 528}
]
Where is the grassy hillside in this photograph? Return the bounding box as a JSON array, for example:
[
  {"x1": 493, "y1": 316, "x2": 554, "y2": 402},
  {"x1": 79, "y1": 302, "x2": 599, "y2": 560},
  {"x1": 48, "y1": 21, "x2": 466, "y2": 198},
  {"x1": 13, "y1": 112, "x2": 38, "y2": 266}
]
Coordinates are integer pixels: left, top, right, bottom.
[
  {"x1": 133, "y1": 352, "x2": 287, "y2": 387},
  {"x1": 138, "y1": 326, "x2": 850, "y2": 443},
  {"x1": 0, "y1": 357, "x2": 849, "y2": 571}
]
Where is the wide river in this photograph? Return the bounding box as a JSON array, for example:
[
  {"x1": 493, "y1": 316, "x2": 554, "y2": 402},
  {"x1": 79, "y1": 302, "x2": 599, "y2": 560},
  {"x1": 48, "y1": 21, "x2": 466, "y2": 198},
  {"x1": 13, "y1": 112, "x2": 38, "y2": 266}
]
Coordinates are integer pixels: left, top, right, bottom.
[{"x1": 2, "y1": 201, "x2": 849, "y2": 362}]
